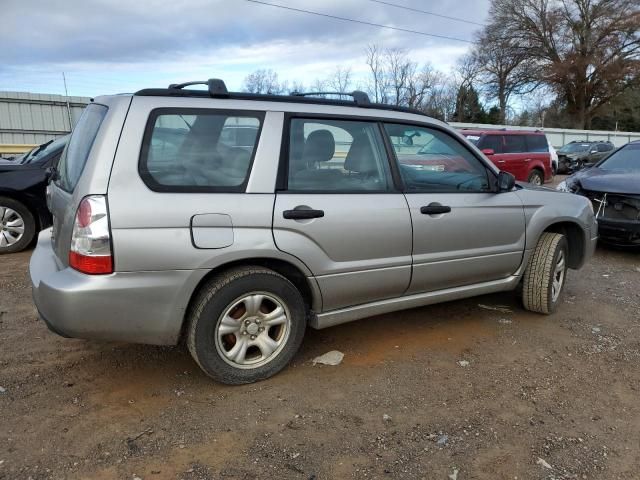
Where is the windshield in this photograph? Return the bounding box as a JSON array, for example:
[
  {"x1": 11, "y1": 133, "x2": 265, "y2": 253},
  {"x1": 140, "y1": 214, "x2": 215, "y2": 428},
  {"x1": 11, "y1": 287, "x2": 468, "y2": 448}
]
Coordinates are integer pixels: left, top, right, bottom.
[
  {"x1": 559, "y1": 143, "x2": 590, "y2": 154},
  {"x1": 20, "y1": 136, "x2": 68, "y2": 165},
  {"x1": 598, "y1": 143, "x2": 640, "y2": 171}
]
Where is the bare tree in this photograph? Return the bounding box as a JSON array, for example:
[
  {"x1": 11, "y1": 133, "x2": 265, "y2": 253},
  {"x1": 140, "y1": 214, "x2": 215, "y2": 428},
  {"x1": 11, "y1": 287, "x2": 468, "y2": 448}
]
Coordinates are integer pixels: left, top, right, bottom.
[
  {"x1": 365, "y1": 44, "x2": 388, "y2": 103},
  {"x1": 327, "y1": 66, "x2": 353, "y2": 93},
  {"x1": 473, "y1": 24, "x2": 538, "y2": 124},
  {"x1": 490, "y1": 0, "x2": 640, "y2": 128},
  {"x1": 242, "y1": 69, "x2": 284, "y2": 94}
]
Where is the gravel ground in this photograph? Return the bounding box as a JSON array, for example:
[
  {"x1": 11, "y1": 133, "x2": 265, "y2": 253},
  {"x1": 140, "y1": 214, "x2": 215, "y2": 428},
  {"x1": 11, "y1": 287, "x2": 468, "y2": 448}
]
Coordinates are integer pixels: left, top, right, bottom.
[{"x1": 2, "y1": 192, "x2": 640, "y2": 479}]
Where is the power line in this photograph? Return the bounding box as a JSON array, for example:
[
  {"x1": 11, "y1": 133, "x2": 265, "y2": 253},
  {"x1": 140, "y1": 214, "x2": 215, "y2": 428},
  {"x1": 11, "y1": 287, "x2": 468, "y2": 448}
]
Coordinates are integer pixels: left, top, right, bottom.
[
  {"x1": 367, "y1": 0, "x2": 486, "y2": 27},
  {"x1": 242, "y1": 0, "x2": 474, "y2": 43}
]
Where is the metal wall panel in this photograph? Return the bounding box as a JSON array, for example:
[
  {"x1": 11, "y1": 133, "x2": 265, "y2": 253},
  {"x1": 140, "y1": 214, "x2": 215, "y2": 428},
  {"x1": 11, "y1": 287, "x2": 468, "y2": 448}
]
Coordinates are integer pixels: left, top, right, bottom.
[{"x1": 0, "y1": 91, "x2": 90, "y2": 149}]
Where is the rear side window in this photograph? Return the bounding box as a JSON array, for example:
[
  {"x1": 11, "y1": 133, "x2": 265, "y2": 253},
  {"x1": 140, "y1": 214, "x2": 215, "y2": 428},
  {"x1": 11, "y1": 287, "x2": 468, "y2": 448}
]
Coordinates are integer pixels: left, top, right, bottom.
[
  {"x1": 56, "y1": 104, "x2": 108, "y2": 192},
  {"x1": 140, "y1": 109, "x2": 263, "y2": 192},
  {"x1": 285, "y1": 118, "x2": 392, "y2": 192},
  {"x1": 525, "y1": 135, "x2": 549, "y2": 152},
  {"x1": 503, "y1": 135, "x2": 527, "y2": 153}
]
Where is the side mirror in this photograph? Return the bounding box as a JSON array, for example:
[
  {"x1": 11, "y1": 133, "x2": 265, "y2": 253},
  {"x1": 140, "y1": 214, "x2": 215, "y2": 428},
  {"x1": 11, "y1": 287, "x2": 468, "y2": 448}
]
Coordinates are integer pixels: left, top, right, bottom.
[
  {"x1": 590, "y1": 149, "x2": 598, "y2": 154},
  {"x1": 497, "y1": 171, "x2": 516, "y2": 192},
  {"x1": 481, "y1": 148, "x2": 495, "y2": 156}
]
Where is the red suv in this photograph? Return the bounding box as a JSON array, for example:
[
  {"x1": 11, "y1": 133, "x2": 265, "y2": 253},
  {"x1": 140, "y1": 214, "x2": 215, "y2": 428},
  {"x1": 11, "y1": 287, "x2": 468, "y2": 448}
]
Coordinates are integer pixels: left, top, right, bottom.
[{"x1": 460, "y1": 130, "x2": 552, "y2": 185}]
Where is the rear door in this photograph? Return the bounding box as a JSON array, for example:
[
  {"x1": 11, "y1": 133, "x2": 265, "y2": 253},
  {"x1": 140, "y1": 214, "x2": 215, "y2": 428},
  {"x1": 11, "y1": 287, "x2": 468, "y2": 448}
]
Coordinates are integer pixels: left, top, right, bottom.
[
  {"x1": 383, "y1": 123, "x2": 526, "y2": 294},
  {"x1": 272, "y1": 116, "x2": 412, "y2": 311}
]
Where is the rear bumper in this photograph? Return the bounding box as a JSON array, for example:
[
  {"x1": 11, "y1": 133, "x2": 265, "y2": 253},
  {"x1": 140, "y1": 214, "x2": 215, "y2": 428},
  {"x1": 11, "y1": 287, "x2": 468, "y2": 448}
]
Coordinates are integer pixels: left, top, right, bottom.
[{"x1": 29, "y1": 229, "x2": 200, "y2": 345}]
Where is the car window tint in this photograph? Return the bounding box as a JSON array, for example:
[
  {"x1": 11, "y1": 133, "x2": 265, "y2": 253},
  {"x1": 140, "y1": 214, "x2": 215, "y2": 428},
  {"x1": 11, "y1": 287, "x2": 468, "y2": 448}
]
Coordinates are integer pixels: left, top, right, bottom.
[
  {"x1": 503, "y1": 135, "x2": 527, "y2": 153},
  {"x1": 56, "y1": 104, "x2": 107, "y2": 192},
  {"x1": 286, "y1": 118, "x2": 392, "y2": 192},
  {"x1": 526, "y1": 135, "x2": 548, "y2": 153},
  {"x1": 384, "y1": 123, "x2": 491, "y2": 193},
  {"x1": 478, "y1": 135, "x2": 503, "y2": 153},
  {"x1": 140, "y1": 110, "x2": 261, "y2": 192}
]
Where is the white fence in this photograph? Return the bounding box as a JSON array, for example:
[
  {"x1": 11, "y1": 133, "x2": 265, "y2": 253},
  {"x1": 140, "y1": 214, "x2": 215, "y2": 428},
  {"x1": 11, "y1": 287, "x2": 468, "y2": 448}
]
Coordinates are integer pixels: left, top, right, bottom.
[{"x1": 450, "y1": 122, "x2": 640, "y2": 148}]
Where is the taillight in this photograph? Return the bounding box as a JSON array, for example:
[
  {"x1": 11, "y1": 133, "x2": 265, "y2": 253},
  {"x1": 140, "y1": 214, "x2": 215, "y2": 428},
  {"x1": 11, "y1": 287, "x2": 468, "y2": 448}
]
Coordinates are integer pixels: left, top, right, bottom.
[{"x1": 69, "y1": 195, "x2": 113, "y2": 275}]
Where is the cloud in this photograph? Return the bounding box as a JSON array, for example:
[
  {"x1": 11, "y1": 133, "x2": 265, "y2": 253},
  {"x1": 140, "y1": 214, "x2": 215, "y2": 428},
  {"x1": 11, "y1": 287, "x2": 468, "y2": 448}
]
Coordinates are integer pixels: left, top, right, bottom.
[{"x1": 0, "y1": 0, "x2": 488, "y2": 96}]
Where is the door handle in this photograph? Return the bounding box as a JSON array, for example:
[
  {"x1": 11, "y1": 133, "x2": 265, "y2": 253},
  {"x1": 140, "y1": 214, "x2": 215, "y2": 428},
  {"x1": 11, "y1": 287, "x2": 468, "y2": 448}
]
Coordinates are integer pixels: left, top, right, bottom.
[
  {"x1": 420, "y1": 204, "x2": 451, "y2": 215},
  {"x1": 283, "y1": 208, "x2": 325, "y2": 220},
  {"x1": 497, "y1": 160, "x2": 506, "y2": 164}
]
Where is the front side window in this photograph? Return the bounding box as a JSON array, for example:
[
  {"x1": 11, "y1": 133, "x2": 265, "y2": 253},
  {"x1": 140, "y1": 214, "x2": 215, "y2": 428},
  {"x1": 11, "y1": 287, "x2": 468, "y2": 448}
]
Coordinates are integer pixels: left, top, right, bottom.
[
  {"x1": 478, "y1": 135, "x2": 503, "y2": 153},
  {"x1": 286, "y1": 118, "x2": 392, "y2": 192},
  {"x1": 597, "y1": 143, "x2": 613, "y2": 153},
  {"x1": 140, "y1": 109, "x2": 262, "y2": 192},
  {"x1": 384, "y1": 123, "x2": 491, "y2": 192},
  {"x1": 56, "y1": 104, "x2": 107, "y2": 192},
  {"x1": 503, "y1": 135, "x2": 527, "y2": 154}
]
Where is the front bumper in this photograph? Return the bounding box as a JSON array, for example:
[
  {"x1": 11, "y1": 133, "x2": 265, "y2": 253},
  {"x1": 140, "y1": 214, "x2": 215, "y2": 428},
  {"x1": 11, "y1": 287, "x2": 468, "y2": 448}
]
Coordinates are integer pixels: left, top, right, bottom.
[
  {"x1": 30, "y1": 229, "x2": 200, "y2": 345},
  {"x1": 597, "y1": 217, "x2": 640, "y2": 245}
]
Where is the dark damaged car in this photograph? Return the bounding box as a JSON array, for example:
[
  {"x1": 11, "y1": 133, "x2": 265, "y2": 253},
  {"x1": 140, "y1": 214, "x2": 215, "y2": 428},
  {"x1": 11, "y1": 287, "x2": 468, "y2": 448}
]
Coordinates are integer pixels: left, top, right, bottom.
[
  {"x1": 557, "y1": 141, "x2": 640, "y2": 246},
  {"x1": 0, "y1": 136, "x2": 68, "y2": 254}
]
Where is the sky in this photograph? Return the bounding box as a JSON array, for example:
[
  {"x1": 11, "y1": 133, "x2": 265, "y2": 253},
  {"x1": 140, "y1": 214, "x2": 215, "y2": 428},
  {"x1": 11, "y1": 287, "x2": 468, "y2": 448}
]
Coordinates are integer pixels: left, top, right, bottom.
[{"x1": 0, "y1": 0, "x2": 490, "y2": 98}]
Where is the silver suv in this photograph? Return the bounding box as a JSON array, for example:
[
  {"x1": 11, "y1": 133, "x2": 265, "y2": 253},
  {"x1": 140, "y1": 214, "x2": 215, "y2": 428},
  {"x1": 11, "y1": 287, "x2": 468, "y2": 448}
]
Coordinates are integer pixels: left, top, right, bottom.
[{"x1": 30, "y1": 79, "x2": 598, "y2": 384}]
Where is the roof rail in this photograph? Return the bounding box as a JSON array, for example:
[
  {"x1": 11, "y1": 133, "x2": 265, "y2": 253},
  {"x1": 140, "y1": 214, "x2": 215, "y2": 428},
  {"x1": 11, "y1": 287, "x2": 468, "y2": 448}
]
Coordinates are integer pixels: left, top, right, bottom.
[
  {"x1": 134, "y1": 79, "x2": 437, "y2": 120},
  {"x1": 167, "y1": 78, "x2": 229, "y2": 98},
  {"x1": 292, "y1": 90, "x2": 371, "y2": 106}
]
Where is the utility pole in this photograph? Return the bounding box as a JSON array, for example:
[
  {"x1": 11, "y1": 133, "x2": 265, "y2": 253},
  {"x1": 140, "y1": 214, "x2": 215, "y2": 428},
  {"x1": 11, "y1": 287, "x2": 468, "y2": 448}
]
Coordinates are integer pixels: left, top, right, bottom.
[{"x1": 62, "y1": 72, "x2": 73, "y2": 132}]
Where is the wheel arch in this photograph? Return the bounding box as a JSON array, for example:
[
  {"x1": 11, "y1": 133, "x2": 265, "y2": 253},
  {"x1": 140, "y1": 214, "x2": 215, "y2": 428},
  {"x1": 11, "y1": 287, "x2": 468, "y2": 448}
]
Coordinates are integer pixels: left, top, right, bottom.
[
  {"x1": 178, "y1": 257, "x2": 321, "y2": 343},
  {"x1": 542, "y1": 221, "x2": 586, "y2": 269}
]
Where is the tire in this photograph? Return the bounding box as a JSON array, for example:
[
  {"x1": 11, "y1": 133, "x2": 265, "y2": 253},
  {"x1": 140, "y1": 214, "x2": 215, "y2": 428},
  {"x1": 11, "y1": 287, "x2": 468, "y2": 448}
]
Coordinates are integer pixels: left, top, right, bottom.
[
  {"x1": 0, "y1": 197, "x2": 36, "y2": 255},
  {"x1": 522, "y1": 232, "x2": 568, "y2": 314},
  {"x1": 187, "y1": 266, "x2": 307, "y2": 384},
  {"x1": 527, "y1": 169, "x2": 544, "y2": 186}
]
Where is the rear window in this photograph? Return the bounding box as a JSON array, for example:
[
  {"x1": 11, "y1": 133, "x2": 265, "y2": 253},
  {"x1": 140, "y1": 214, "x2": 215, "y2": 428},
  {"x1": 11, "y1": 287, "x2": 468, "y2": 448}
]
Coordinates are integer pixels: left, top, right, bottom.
[
  {"x1": 526, "y1": 135, "x2": 548, "y2": 152},
  {"x1": 139, "y1": 109, "x2": 263, "y2": 192},
  {"x1": 56, "y1": 104, "x2": 108, "y2": 192}
]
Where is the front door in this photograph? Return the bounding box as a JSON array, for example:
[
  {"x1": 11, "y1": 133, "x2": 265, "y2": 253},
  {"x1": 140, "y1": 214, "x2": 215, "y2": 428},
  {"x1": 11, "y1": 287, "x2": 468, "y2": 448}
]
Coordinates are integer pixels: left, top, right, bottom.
[
  {"x1": 272, "y1": 117, "x2": 413, "y2": 311},
  {"x1": 383, "y1": 123, "x2": 526, "y2": 294}
]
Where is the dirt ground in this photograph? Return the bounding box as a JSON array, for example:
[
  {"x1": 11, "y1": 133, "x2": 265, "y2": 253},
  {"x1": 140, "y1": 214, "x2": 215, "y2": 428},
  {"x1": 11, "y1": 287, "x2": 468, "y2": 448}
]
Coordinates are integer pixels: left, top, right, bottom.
[{"x1": 2, "y1": 195, "x2": 640, "y2": 479}]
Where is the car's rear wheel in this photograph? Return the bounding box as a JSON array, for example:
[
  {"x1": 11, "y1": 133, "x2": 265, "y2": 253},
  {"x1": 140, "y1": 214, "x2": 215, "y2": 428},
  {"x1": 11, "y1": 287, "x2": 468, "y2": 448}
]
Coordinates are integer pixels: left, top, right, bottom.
[
  {"x1": 522, "y1": 232, "x2": 568, "y2": 314},
  {"x1": 187, "y1": 266, "x2": 306, "y2": 384},
  {"x1": 527, "y1": 169, "x2": 544, "y2": 186},
  {"x1": 0, "y1": 197, "x2": 36, "y2": 255}
]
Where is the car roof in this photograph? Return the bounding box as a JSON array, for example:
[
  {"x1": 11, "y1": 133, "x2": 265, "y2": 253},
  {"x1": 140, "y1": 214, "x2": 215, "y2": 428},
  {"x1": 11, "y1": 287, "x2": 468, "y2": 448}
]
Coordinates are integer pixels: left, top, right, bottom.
[{"x1": 460, "y1": 129, "x2": 545, "y2": 136}]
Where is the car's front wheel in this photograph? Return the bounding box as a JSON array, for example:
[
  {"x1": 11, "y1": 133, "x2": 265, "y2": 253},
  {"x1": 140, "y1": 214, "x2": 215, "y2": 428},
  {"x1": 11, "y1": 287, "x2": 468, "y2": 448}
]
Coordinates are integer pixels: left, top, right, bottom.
[
  {"x1": 0, "y1": 197, "x2": 36, "y2": 255},
  {"x1": 522, "y1": 232, "x2": 568, "y2": 314},
  {"x1": 187, "y1": 266, "x2": 307, "y2": 384}
]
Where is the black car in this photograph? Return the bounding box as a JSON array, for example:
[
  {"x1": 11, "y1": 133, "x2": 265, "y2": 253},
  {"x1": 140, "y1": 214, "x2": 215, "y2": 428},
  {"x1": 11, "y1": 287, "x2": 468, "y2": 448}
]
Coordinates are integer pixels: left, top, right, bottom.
[
  {"x1": 558, "y1": 141, "x2": 640, "y2": 246},
  {"x1": 0, "y1": 136, "x2": 68, "y2": 254},
  {"x1": 557, "y1": 140, "x2": 615, "y2": 173}
]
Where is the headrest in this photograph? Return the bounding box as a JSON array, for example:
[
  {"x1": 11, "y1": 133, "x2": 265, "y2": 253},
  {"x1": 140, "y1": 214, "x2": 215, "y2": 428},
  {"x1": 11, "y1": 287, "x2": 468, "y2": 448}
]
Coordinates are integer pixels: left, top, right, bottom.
[
  {"x1": 345, "y1": 134, "x2": 377, "y2": 173},
  {"x1": 302, "y1": 129, "x2": 335, "y2": 166}
]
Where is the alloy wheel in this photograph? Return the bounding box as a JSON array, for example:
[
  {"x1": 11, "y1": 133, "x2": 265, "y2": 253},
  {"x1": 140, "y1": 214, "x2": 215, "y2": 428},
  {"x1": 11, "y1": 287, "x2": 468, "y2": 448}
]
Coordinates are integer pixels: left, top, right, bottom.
[{"x1": 0, "y1": 207, "x2": 25, "y2": 248}]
